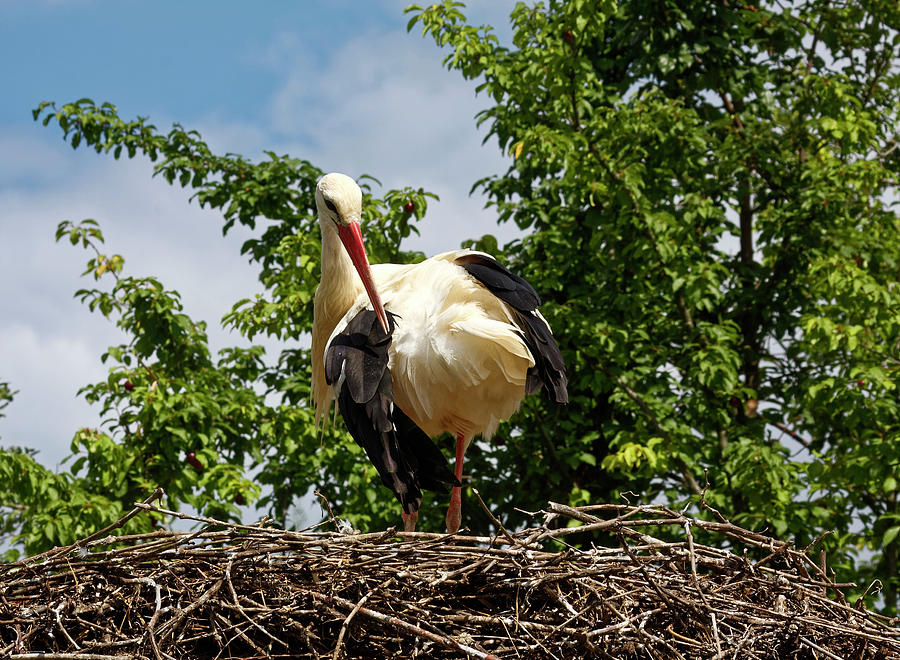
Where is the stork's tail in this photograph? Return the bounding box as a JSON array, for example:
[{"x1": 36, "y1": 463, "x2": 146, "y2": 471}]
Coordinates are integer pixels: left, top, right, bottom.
[{"x1": 456, "y1": 253, "x2": 568, "y2": 404}]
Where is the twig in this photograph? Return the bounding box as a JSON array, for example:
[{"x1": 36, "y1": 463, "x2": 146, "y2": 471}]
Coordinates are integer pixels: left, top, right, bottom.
[
  {"x1": 224, "y1": 559, "x2": 288, "y2": 650},
  {"x1": 472, "y1": 487, "x2": 518, "y2": 547},
  {"x1": 2, "y1": 488, "x2": 164, "y2": 572},
  {"x1": 9, "y1": 656, "x2": 138, "y2": 660},
  {"x1": 305, "y1": 590, "x2": 502, "y2": 660},
  {"x1": 3, "y1": 498, "x2": 899, "y2": 658},
  {"x1": 53, "y1": 602, "x2": 80, "y2": 650},
  {"x1": 684, "y1": 520, "x2": 712, "y2": 611},
  {"x1": 155, "y1": 575, "x2": 225, "y2": 641},
  {"x1": 710, "y1": 612, "x2": 722, "y2": 656},
  {"x1": 333, "y1": 577, "x2": 396, "y2": 660},
  {"x1": 799, "y1": 636, "x2": 846, "y2": 660}
]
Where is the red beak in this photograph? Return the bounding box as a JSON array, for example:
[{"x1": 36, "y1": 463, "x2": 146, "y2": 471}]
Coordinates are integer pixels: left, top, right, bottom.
[{"x1": 337, "y1": 222, "x2": 390, "y2": 334}]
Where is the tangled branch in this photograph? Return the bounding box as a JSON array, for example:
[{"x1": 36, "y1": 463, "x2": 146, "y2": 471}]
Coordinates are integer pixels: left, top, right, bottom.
[{"x1": 1, "y1": 497, "x2": 897, "y2": 658}]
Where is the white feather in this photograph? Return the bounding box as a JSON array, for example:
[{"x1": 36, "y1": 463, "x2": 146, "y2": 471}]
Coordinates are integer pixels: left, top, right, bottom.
[{"x1": 321, "y1": 251, "x2": 535, "y2": 440}]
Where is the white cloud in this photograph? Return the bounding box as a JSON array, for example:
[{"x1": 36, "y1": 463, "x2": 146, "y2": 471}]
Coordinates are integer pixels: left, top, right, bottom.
[
  {"x1": 0, "y1": 135, "x2": 269, "y2": 460},
  {"x1": 265, "y1": 27, "x2": 522, "y2": 254},
  {"x1": 0, "y1": 323, "x2": 114, "y2": 463}
]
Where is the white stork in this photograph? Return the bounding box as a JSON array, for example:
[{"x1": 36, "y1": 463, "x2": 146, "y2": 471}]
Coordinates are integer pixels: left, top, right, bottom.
[{"x1": 311, "y1": 173, "x2": 567, "y2": 533}]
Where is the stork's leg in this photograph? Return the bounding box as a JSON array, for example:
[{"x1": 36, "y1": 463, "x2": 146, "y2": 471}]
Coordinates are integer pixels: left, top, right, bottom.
[
  {"x1": 401, "y1": 510, "x2": 418, "y2": 532},
  {"x1": 445, "y1": 432, "x2": 467, "y2": 533}
]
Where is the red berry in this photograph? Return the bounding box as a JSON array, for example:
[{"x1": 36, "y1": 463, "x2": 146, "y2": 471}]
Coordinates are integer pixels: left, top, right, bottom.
[
  {"x1": 185, "y1": 452, "x2": 203, "y2": 471},
  {"x1": 857, "y1": 379, "x2": 865, "y2": 387},
  {"x1": 404, "y1": 201, "x2": 415, "y2": 213},
  {"x1": 562, "y1": 29, "x2": 574, "y2": 44},
  {"x1": 124, "y1": 380, "x2": 134, "y2": 392}
]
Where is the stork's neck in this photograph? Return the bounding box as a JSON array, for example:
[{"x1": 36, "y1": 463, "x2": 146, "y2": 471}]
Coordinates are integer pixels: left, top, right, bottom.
[
  {"x1": 319, "y1": 217, "x2": 357, "y2": 288},
  {"x1": 314, "y1": 217, "x2": 366, "y2": 335},
  {"x1": 312, "y1": 216, "x2": 366, "y2": 422}
]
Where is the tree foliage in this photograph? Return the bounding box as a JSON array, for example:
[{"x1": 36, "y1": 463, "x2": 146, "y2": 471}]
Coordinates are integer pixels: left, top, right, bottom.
[
  {"x1": 1, "y1": 102, "x2": 438, "y2": 558},
  {"x1": 1, "y1": 0, "x2": 899, "y2": 614},
  {"x1": 409, "y1": 0, "x2": 900, "y2": 611}
]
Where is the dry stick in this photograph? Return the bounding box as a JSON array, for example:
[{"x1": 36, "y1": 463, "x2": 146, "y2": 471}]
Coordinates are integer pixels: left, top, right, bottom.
[
  {"x1": 664, "y1": 624, "x2": 704, "y2": 648},
  {"x1": 706, "y1": 604, "x2": 899, "y2": 646},
  {"x1": 683, "y1": 520, "x2": 713, "y2": 611},
  {"x1": 753, "y1": 537, "x2": 795, "y2": 570},
  {"x1": 429, "y1": 556, "x2": 495, "y2": 588},
  {"x1": 472, "y1": 488, "x2": 519, "y2": 547},
  {"x1": 314, "y1": 489, "x2": 337, "y2": 523},
  {"x1": 145, "y1": 616, "x2": 169, "y2": 660},
  {"x1": 541, "y1": 503, "x2": 776, "y2": 548},
  {"x1": 588, "y1": 607, "x2": 665, "y2": 639},
  {"x1": 2, "y1": 488, "x2": 165, "y2": 572},
  {"x1": 53, "y1": 601, "x2": 80, "y2": 651},
  {"x1": 215, "y1": 610, "x2": 269, "y2": 657},
  {"x1": 634, "y1": 620, "x2": 688, "y2": 660},
  {"x1": 143, "y1": 574, "x2": 170, "y2": 660},
  {"x1": 516, "y1": 617, "x2": 563, "y2": 660},
  {"x1": 223, "y1": 559, "x2": 289, "y2": 651},
  {"x1": 156, "y1": 575, "x2": 225, "y2": 641},
  {"x1": 698, "y1": 479, "x2": 730, "y2": 524},
  {"x1": 333, "y1": 577, "x2": 396, "y2": 660},
  {"x1": 545, "y1": 501, "x2": 606, "y2": 523},
  {"x1": 617, "y1": 536, "x2": 676, "y2": 610},
  {"x1": 445, "y1": 612, "x2": 586, "y2": 637},
  {"x1": 74, "y1": 487, "x2": 165, "y2": 547},
  {"x1": 9, "y1": 655, "x2": 139, "y2": 660},
  {"x1": 710, "y1": 612, "x2": 723, "y2": 657},
  {"x1": 799, "y1": 635, "x2": 847, "y2": 660},
  {"x1": 77, "y1": 638, "x2": 144, "y2": 655},
  {"x1": 133, "y1": 501, "x2": 281, "y2": 535},
  {"x1": 855, "y1": 579, "x2": 884, "y2": 611},
  {"x1": 304, "y1": 589, "x2": 502, "y2": 660}
]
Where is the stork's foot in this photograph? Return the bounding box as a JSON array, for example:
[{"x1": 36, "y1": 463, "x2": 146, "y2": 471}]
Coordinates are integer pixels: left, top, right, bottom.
[
  {"x1": 402, "y1": 510, "x2": 418, "y2": 532},
  {"x1": 445, "y1": 486, "x2": 462, "y2": 533}
]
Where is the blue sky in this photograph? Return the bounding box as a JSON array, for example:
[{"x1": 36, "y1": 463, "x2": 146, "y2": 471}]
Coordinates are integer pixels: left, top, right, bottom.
[
  {"x1": 1, "y1": 2, "x2": 393, "y2": 127},
  {"x1": 0, "y1": 0, "x2": 520, "y2": 495}
]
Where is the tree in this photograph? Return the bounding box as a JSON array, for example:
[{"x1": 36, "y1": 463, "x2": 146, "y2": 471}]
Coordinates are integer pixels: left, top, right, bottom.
[
  {"x1": 1, "y1": 104, "x2": 438, "y2": 557},
  {"x1": 408, "y1": 0, "x2": 900, "y2": 611},
  {"x1": 1, "y1": 0, "x2": 899, "y2": 615}
]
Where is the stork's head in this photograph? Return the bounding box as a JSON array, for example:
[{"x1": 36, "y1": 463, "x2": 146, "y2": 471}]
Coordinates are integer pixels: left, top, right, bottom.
[
  {"x1": 315, "y1": 172, "x2": 362, "y2": 227},
  {"x1": 315, "y1": 172, "x2": 389, "y2": 333}
]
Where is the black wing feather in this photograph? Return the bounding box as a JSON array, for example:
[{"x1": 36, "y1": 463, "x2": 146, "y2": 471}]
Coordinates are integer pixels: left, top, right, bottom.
[
  {"x1": 325, "y1": 309, "x2": 458, "y2": 515},
  {"x1": 392, "y1": 408, "x2": 458, "y2": 493},
  {"x1": 457, "y1": 253, "x2": 569, "y2": 404},
  {"x1": 454, "y1": 253, "x2": 541, "y2": 310}
]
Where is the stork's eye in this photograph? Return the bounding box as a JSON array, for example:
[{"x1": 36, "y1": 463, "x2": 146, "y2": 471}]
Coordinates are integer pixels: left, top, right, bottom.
[{"x1": 324, "y1": 199, "x2": 337, "y2": 213}]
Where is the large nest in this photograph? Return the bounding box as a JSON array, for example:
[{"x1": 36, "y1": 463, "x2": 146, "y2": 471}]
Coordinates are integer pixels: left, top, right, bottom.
[{"x1": 1, "y1": 489, "x2": 898, "y2": 659}]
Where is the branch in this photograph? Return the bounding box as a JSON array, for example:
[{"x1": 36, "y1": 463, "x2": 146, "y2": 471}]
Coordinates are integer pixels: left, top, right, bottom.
[
  {"x1": 306, "y1": 590, "x2": 502, "y2": 660},
  {"x1": 761, "y1": 416, "x2": 812, "y2": 449},
  {"x1": 718, "y1": 91, "x2": 745, "y2": 132},
  {"x1": 3, "y1": 488, "x2": 164, "y2": 571}
]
